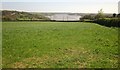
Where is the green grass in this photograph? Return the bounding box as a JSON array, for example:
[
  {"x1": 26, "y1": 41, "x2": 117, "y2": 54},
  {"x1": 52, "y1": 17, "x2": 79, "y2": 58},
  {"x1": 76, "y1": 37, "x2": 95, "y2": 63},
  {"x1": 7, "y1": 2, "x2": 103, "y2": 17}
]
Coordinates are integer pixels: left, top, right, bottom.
[{"x1": 2, "y1": 22, "x2": 118, "y2": 68}]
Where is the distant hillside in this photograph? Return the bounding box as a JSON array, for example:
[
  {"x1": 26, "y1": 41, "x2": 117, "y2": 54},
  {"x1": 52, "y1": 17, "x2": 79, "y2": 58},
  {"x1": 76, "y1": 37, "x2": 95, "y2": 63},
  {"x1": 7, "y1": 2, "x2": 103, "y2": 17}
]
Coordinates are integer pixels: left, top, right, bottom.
[
  {"x1": 30, "y1": 12, "x2": 89, "y2": 17},
  {"x1": 2, "y1": 10, "x2": 50, "y2": 21}
]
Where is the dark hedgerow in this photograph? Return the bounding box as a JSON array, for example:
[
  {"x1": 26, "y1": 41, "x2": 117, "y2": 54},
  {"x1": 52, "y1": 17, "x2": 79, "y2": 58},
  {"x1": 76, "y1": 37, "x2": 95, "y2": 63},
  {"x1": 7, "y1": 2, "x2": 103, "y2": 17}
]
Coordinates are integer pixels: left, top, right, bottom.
[{"x1": 94, "y1": 18, "x2": 120, "y2": 27}]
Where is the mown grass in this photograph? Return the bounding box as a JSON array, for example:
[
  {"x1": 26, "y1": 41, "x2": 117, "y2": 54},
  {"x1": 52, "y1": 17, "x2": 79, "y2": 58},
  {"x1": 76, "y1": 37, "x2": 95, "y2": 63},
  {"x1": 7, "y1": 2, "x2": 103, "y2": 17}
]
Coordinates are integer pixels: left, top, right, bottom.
[{"x1": 2, "y1": 22, "x2": 119, "y2": 68}]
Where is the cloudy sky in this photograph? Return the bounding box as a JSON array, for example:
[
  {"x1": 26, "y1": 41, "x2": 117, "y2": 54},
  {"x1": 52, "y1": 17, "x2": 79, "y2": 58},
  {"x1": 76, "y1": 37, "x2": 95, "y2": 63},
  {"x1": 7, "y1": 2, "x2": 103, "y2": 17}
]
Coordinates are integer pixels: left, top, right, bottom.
[{"x1": 1, "y1": 0, "x2": 120, "y2": 13}]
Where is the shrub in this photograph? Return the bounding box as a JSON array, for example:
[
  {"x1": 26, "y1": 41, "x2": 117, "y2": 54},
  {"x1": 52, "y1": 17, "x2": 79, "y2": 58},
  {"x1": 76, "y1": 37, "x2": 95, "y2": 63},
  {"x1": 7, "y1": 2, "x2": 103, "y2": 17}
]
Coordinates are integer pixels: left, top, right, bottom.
[
  {"x1": 95, "y1": 9, "x2": 105, "y2": 19},
  {"x1": 113, "y1": 13, "x2": 116, "y2": 17}
]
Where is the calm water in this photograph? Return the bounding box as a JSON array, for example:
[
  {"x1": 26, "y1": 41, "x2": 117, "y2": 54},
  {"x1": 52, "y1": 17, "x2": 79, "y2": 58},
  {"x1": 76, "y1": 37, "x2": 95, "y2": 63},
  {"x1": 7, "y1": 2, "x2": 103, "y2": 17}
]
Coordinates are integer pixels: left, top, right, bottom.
[{"x1": 46, "y1": 14, "x2": 81, "y2": 21}]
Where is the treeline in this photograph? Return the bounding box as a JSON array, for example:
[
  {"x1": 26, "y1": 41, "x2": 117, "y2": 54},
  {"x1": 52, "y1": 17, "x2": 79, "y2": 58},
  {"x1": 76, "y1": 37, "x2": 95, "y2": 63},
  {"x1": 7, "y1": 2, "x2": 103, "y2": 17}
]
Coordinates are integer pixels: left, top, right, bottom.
[{"x1": 80, "y1": 9, "x2": 120, "y2": 27}]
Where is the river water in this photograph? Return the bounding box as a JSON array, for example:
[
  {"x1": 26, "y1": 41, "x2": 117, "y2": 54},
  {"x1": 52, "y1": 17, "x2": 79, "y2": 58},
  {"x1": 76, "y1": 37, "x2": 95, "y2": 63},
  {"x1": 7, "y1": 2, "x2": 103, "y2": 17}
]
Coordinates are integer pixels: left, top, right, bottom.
[{"x1": 46, "y1": 14, "x2": 81, "y2": 21}]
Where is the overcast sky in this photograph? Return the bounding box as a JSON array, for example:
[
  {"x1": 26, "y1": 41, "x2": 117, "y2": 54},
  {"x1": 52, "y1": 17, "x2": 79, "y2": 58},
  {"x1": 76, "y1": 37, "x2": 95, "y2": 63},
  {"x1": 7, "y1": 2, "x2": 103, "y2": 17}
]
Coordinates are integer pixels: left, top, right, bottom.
[{"x1": 1, "y1": 0, "x2": 120, "y2": 13}]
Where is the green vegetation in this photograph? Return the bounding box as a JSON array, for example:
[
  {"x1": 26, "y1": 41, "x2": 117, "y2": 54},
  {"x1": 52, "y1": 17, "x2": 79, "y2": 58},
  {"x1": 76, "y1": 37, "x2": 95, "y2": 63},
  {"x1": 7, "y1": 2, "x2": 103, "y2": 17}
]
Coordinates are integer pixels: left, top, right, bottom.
[
  {"x1": 80, "y1": 9, "x2": 120, "y2": 27},
  {"x1": 2, "y1": 10, "x2": 50, "y2": 21},
  {"x1": 81, "y1": 9, "x2": 106, "y2": 21},
  {"x1": 95, "y1": 18, "x2": 120, "y2": 27},
  {"x1": 95, "y1": 9, "x2": 105, "y2": 19},
  {"x1": 3, "y1": 22, "x2": 118, "y2": 68}
]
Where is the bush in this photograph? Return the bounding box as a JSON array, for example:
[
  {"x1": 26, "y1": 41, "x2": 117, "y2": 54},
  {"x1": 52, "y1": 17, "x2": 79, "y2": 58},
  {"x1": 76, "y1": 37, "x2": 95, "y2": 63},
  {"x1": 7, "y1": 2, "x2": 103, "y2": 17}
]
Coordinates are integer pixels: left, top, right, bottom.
[
  {"x1": 94, "y1": 18, "x2": 120, "y2": 27},
  {"x1": 2, "y1": 17, "x2": 12, "y2": 21},
  {"x1": 95, "y1": 9, "x2": 105, "y2": 19}
]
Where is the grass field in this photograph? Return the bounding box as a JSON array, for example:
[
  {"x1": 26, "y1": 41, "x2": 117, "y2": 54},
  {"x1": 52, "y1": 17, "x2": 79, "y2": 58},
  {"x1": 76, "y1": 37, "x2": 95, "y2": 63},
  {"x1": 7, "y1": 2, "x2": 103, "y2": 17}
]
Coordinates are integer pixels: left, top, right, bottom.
[{"x1": 2, "y1": 22, "x2": 118, "y2": 68}]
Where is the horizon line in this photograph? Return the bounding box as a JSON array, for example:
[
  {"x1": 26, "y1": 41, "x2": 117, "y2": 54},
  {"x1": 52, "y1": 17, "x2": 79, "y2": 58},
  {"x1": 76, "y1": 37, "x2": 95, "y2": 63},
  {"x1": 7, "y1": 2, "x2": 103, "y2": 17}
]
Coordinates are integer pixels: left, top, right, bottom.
[{"x1": 1, "y1": 9, "x2": 115, "y2": 14}]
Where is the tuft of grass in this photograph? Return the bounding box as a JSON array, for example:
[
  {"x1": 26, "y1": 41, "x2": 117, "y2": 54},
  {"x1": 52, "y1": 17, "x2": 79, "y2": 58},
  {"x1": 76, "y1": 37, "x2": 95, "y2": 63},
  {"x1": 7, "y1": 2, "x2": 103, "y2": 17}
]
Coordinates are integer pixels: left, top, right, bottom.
[{"x1": 2, "y1": 22, "x2": 119, "y2": 68}]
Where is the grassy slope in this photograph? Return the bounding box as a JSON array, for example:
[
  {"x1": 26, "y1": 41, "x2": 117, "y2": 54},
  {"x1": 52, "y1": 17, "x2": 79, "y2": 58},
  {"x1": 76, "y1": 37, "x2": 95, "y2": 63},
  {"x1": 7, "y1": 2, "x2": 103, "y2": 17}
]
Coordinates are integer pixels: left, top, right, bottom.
[
  {"x1": 2, "y1": 22, "x2": 118, "y2": 68},
  {"x1": 2, "y1": 10, "x2": 50, "y2": 21}
]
